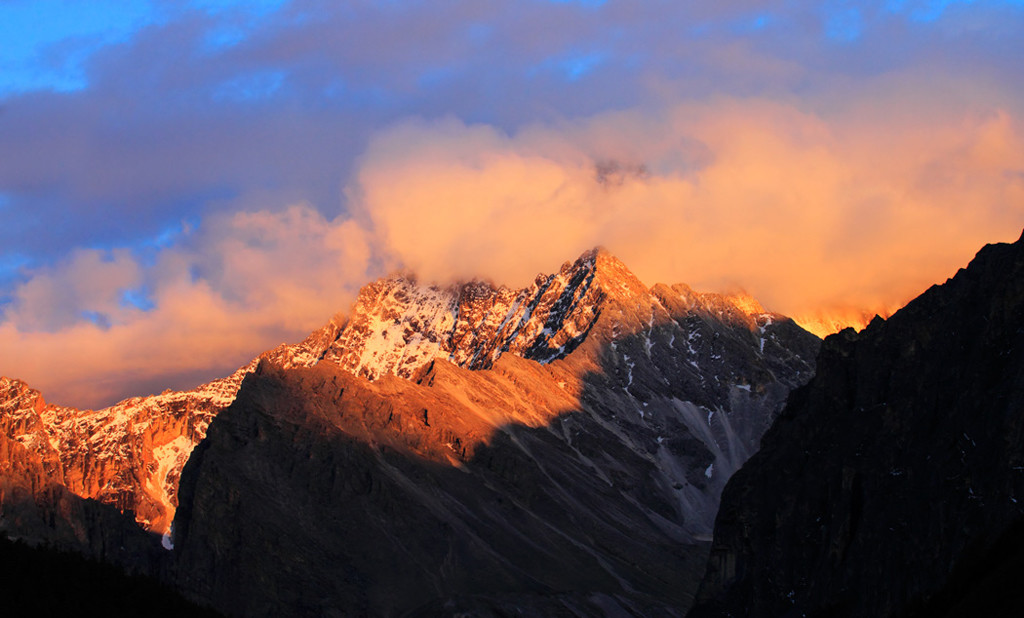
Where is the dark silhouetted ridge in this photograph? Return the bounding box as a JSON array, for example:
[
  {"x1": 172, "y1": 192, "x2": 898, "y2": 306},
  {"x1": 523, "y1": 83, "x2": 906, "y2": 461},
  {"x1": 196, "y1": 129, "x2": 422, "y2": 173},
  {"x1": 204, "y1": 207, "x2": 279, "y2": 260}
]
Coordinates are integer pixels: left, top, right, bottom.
[{"x1": 690, "y1": 230, "x2": 1024, "y2": 618}]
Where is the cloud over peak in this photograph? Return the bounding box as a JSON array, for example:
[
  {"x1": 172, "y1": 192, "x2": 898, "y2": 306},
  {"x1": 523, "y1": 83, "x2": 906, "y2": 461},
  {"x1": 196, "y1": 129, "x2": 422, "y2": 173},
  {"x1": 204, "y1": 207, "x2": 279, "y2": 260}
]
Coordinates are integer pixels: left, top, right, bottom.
[{"x1": 1, "y1": 0, "x2": 1022, "y2": 406}]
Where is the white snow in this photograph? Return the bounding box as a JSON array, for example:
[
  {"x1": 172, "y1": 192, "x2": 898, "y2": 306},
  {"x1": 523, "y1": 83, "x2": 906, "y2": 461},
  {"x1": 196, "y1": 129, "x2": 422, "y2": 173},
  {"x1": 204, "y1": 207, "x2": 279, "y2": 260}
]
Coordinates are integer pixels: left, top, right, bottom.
[
  {"x1": 350, "y1": 283, "x2": 456, "y2": 379},
  {"x1": 685, "y1": 329, "x2": 700, "y2": 358},
  {"x1": 494, "y1": 298, "x2": 522, "y2": 334},
  {"x1": 704, "y1": 463, "x2": 714, "y2": 479}
]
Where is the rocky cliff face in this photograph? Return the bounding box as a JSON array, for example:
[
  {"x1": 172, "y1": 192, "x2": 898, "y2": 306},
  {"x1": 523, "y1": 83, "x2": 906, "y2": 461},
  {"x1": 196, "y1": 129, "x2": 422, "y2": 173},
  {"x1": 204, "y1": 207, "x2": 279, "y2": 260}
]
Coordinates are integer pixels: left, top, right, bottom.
[
  {"x1": 0, "y1": 416, "x2": 167, "y2": 575},
  {"x1": 0, "y1": 317, "x2": 345, "y2": 539},
  {"x1": 690, "y1": 231, "x2": 1024, "y2": 617},
  {"x1": 324, "y1": 249, "x2": 615, "y2": 378},
  {"x1": 170, "y1": 249, "x2": 820, "y2": 616}
]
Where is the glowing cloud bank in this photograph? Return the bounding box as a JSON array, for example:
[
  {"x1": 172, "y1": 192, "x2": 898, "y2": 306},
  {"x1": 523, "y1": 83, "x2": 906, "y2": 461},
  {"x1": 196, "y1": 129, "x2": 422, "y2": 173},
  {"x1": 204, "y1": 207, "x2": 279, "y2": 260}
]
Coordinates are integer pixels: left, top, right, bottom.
[
  {"x1": 1, "y1": 1, "x2": 1022, "y2": 406},
  {"x1": 5, "y1": 86, "x2": 1022, "y2": 407},
  {"x1": 354, "y1": 93, "x2": 1023, "y2": 318}
]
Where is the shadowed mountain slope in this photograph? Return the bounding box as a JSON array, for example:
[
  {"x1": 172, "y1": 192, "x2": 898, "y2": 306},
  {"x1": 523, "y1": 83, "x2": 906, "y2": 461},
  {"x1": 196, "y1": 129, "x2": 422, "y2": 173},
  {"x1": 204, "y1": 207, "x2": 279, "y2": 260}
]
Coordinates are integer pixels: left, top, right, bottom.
[
  {"x1": 174, "y1": 358, "x2": 707, "y2": 615},
  {"x1": 690, "y1": 231, "x2": 1024, "y2": 617},
  {"x1": 169, "y1": 250, "x2": 819, "y2": 616}
]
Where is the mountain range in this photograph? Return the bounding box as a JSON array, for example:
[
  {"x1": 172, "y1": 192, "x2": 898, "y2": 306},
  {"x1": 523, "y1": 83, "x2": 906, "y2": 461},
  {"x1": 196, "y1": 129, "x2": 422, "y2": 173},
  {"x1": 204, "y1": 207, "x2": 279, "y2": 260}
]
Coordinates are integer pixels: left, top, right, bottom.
[
  {"x1": 3, "y1": 233, "x2": 1021, "y2": 616},
  {"x1": 0, "y1": 247, "x2": 819, "y2": 615}
]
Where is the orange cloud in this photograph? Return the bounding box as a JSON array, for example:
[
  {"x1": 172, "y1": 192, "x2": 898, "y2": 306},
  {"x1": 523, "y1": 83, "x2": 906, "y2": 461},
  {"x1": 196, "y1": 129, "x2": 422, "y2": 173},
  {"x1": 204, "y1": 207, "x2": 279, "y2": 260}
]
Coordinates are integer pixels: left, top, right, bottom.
[
  {"x1": 0, "y1": 205, "x2": 374, "y2": 408},
  {"x1": 2, "y1": 78, "x2": 1022, "y2": 408},
  {"x1": 352, "y1": 90, "x2": 1024, "y2": 320}
]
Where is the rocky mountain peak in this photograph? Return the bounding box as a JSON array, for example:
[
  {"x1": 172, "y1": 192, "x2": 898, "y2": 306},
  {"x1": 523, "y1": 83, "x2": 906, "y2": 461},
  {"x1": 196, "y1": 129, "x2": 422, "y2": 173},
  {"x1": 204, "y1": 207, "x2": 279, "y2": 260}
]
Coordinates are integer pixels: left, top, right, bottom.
[
  {"x1": 586, "y1": 245, "x2": 650, "y2": 296},
  {"x1": 318, "y1": 246, "x2": 635, "y2": 380},
  {"x1": 166, "y1": 246, "x2": 823, "y2": 616},
  {"x1": 317, "y1": 246, "x2": 792, "y2": 388},
  {"x1": 1, "y1": 376, "x2": 45, "y2": 417},
  {"x1": 0, "y1": 376, "x2": 60, "y2": 461}
]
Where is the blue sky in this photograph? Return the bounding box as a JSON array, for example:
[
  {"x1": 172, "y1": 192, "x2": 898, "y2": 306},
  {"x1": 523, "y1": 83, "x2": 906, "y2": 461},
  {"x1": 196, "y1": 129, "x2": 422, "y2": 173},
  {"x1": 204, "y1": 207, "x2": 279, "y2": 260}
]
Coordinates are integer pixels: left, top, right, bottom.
[
  {"x1": 0, "y1": 0, "x2": 1022, "y2": 405},
  {"x1": 0, "y1": 0, "x2": 290, "y2": 93}
]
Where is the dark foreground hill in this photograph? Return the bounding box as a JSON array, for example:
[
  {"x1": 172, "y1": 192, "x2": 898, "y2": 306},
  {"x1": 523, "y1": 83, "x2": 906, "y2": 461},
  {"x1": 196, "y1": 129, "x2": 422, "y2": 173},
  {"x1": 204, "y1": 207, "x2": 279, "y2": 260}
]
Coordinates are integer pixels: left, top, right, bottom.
[
  {"x1": 0, "y1": 534, "x2": 221, "y2": 617},
  {"x1": 690, "y1": 231, "x2": 1024, "y2": 617}
]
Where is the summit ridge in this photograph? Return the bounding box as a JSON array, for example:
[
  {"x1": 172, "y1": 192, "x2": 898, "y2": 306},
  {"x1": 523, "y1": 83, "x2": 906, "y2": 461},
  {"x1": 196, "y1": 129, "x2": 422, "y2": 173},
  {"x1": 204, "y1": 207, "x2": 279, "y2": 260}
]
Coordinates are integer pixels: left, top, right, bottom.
[{"x1": 323, "y1": 248, "x2": 611, "y2": 379}]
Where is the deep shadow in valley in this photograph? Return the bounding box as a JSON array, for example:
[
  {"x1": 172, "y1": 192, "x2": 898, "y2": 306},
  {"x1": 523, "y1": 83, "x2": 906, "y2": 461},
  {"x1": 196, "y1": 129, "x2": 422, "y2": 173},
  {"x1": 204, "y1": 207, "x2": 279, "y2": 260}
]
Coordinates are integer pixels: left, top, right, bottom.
[{"x1": 0, "y1": 533, "x2": 221, "y2": 617}]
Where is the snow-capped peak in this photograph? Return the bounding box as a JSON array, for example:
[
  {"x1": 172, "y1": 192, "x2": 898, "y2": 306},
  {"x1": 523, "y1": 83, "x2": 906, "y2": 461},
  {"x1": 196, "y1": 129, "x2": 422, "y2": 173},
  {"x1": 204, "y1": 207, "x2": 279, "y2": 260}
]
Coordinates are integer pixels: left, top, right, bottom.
[{"x1": 320, "y1": 247, "x2": 621, "y2": 379}]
